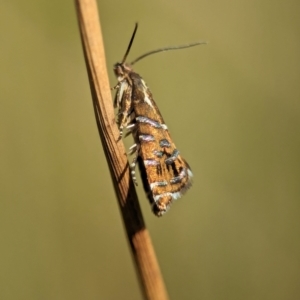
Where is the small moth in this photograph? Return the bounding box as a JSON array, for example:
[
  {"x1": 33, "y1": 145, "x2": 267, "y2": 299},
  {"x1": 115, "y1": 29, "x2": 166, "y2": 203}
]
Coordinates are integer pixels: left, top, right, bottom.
[{"x1": 113, "y1": 23, "x2": 206, "y2": 216}]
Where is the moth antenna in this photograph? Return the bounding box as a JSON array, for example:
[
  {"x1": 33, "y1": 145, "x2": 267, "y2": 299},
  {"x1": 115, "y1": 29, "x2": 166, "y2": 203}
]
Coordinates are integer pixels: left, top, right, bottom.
[
  {"x1": 121, "y1": 23, "x2": 138, "y2": 64},
  {"x1": 130, "y1": 41, "x2": 207, "y2": 65}
]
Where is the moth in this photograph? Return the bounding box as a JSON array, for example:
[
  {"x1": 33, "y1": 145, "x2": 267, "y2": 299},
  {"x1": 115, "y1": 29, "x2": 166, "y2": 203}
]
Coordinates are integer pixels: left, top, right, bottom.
[{"x1": 113, "y1": 23, "x2": 206, "y2": 216}]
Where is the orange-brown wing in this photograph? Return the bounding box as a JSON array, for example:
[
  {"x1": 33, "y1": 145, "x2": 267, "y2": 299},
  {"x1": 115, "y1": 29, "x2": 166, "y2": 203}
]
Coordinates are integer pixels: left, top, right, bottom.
[{"x1": 131, "y1": 72, "x2": 192, "y2": 216}]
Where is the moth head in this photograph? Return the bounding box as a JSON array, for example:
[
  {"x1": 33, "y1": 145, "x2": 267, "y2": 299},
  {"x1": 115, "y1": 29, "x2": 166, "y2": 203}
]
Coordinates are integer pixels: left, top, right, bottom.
[{"x1": 113, "y1": 63, "x2": 132, "y2": 81}]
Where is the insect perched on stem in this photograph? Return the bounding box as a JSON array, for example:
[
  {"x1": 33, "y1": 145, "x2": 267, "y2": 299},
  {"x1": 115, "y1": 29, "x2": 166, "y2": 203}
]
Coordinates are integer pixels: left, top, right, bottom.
[{"x1": 113, "y1": 23, "x2": 206, "y2": 216}]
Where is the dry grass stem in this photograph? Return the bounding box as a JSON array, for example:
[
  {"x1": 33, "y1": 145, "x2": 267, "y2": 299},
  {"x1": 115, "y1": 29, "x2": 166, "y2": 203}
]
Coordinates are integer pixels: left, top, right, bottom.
[{"x1": 74, "y1": 0, "x2": 169, "y2": 299}]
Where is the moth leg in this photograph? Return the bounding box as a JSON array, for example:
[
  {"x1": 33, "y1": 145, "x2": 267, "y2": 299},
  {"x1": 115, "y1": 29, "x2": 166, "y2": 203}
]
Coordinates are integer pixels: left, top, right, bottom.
[
  {"x1": 129, "y1": 143, "x2": 140, "y2": 186},
  {"x1": 117, "y1": 114, "x2": 129, "y2": 139},
  {"x1": 118, "y1": 111, "x2": 135, "y2": 139},
  {"x1": 124, "y1": 122, "x2": 136, "y2": 138},
  {"x1": 128, "y1": 143, "x2": 137, "y2": 155},
  {"x1": 111, "y1": 83, "x2": 120, "y2": 90},
  {"x1": 114, "y1": 80, "x2": 132, "y2": 138},
  {"x1": 118, "y1": 124, "x2": 124, "y2": 139},
  {"x1": 112, "y1": 83, "x2": 121, "y2": 109}
]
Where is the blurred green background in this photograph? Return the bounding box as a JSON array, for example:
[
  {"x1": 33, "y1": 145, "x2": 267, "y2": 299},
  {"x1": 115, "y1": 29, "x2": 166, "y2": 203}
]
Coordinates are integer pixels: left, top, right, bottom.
[{"x1": 1, "y1": 1, "x2": 299, "y2": 299}]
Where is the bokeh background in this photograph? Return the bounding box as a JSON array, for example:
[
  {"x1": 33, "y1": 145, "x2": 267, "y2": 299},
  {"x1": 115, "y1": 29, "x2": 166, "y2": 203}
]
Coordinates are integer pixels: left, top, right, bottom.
[{"x1": 1, "y1": 1, "x2": 299, "y2": 299}]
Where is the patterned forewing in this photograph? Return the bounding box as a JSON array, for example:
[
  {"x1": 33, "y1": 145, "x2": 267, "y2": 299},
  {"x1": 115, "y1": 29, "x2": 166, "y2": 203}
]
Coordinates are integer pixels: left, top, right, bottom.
[{"x1": 130, "y1": 72, "x2": 192, "y2": 214}]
